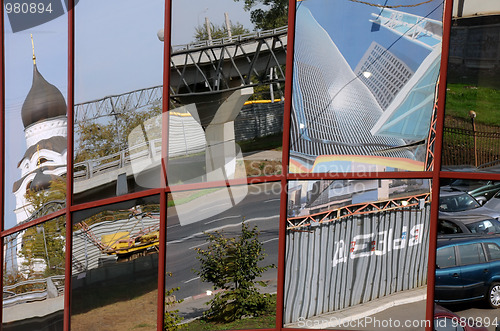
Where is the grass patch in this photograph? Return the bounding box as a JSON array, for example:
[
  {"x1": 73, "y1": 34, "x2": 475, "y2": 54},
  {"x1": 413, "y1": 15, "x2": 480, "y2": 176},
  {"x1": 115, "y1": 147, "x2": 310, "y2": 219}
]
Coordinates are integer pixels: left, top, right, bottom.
[
  {"x1": 445, "y1": 84, "x2": 500, "y2": 126},
  {"x1": 183, "y1": 294, "x2": 276, "y2": 330},
  {"x1": 167, "y1": 188, "x2": 222, "y2": 207}
]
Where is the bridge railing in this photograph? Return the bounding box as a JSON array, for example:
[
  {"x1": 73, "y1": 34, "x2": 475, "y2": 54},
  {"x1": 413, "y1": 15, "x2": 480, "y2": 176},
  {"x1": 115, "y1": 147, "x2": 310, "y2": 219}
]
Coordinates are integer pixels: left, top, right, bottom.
[
  {"x1": 74, "y1": 138, "x2": 162, "y2": 181},
  {"x1": 171, "y1": 26, "x2": 288, "y2": 53},
  {"x1": 3, "y1": 275, "x2": 65, "y2": 307}
]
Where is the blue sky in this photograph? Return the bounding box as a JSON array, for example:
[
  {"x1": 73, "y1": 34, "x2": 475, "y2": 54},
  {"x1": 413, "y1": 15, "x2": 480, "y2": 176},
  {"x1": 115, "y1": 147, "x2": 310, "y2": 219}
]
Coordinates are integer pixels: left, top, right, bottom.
[
  {"x1": 299, "y1": 0, "x2": 443, "y2": 71},
  {"x1": 3, "y1": 0, "x2": 254, "y2": 229}
]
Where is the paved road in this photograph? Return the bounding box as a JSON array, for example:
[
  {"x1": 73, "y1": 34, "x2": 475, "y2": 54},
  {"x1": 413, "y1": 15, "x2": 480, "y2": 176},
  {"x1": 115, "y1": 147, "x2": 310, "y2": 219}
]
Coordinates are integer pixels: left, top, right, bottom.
[
  {"x1": 441, "y1": 302, "x2": 500, "y2": 331},
  {"x1": 165, "y1": 183, "x2": 281, "y2": 318}
]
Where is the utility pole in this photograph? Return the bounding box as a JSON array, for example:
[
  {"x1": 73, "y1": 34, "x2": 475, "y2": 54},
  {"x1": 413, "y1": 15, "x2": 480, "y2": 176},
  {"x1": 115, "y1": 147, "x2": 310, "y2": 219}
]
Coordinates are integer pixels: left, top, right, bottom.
[
  {"x1": 205, "y1": 17, "x2": 212, "y2": 43},
  {"x1": 224, "y1": 12, "x2": 232, "y2": 40}
]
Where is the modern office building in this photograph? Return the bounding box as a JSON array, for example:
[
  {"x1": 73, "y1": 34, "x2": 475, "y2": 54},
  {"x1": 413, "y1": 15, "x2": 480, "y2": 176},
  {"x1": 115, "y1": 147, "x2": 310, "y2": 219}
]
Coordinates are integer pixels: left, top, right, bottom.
[{"x1": 354, "y1": 41, "x2": 414, "y2": 111}]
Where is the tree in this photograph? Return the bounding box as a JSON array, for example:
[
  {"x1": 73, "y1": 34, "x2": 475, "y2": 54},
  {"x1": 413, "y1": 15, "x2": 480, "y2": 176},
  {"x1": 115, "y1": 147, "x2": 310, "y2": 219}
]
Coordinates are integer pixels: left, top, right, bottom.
[
  {"x1": 194, "y1": 222, "x2": 275, "y2": 322},
  {"x1": 75, "y1": 103, "x2": 162, "y2": 164},
  {"x1": 164, "y1": 272, "x2": 186, "y2": 330},
  {"x1": 20, "y1": 178, "x2": 66, "y2": 277},
  {"x1": 234, "y1": 0, "x2": 288, "y2": 30},
  {"x1": 194, "y1": 21, "x2": 250, "y2": 42}
]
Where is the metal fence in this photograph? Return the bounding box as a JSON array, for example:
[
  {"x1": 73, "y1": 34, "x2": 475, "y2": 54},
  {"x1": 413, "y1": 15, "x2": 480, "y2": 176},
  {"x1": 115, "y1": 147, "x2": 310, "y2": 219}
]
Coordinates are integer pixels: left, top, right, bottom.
[
  {"x1": 284, "y1": 200, "x2": 431, "y2": 324},
  {"x1": 442, "y1": 116, "x2": 500, "y2": 169}
]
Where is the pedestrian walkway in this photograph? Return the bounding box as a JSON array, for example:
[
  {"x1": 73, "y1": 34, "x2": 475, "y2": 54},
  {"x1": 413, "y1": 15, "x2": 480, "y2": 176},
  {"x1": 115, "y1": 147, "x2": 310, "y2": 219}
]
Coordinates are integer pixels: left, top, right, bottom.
[{"x1": 285, "y1": 287, "x2": 428, "y2": 329}]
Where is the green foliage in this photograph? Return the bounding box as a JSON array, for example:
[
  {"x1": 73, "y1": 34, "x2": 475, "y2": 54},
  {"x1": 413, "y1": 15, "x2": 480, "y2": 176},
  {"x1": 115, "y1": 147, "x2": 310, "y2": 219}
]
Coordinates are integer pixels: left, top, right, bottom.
[
  {"x1": 75, "y1": 103, "x2": 161, "y2": 164},
  {"x1": 19, "y1": 217, "x2": 66, "y2": 277},
  {"x1": 164, "y1": 272, "x2": 186, "y2": 330},
  {"x1": 195, "y1": 222, "x2": 275, "y2": 323},
  {"x1": 194, "y1": 21, "x2": 250, "y2": 41},
  {"x1": 24, "y1": 176, "x2": 66, "y2": 213},
  {"x1": 234, "y1": 0, "x2": 288, "y2": 30},
  {"x1": 21, "y1": 178, "x2": 66, "y2": 277}
]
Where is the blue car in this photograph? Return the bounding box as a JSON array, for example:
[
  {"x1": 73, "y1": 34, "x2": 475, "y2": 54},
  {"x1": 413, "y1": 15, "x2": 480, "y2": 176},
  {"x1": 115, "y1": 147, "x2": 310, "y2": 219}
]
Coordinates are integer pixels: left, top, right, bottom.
[{"x1": 435, "y1": 236, "x2": 500, "y2": 308}]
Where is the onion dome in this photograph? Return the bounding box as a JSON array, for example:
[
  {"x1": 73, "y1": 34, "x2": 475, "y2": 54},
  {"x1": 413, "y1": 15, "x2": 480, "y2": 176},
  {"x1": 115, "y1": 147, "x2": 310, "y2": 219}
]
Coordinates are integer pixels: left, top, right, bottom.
[
  {"x1": 29, "y1": 167, "x2": 60, "y2": 192},
  {"x1": 21, "y1": 65, "x2": 66, "y2": 129}
]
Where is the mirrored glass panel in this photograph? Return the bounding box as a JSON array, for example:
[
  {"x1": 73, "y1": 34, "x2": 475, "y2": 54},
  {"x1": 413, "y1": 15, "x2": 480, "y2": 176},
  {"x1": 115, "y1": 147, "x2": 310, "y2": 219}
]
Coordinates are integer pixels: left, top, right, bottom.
[
  {"x1": 167, "y1": 0, "x2": 287, "y2": 186},
  {"x1": 71, "y1": 196, "x2": 160, "y2": 330},
  {"x1": 73, "y1": 0, "x2": 164, "y2": 203},
  {"x1": 441, "y1": 3, "x2": 500, "y2": 173},
  {"x1": 4, "y1": 8, "x2": 67, "y2": 230},
  {"x1": 166, "y1": 183, "x2": 279, "y2": 329},
  {"x1": 3, "y1": 217, "x2": 66, "y2": 331},
  {"x1": 289, "y1": 0, "x2": 444, "y2": 173},
  {"x1": 285, "y1": 179, "x2": 431, "y2": 329},
  {"x1": 435, "y1": 178, "x2": 500, "y2": 331}
]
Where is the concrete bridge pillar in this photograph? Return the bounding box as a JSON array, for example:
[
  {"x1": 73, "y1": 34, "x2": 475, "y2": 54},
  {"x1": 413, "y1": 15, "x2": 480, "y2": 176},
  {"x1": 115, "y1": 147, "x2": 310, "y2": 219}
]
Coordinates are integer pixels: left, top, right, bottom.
[{"x1": 204, "y1": 87, "x2": 253, "y2": 181}]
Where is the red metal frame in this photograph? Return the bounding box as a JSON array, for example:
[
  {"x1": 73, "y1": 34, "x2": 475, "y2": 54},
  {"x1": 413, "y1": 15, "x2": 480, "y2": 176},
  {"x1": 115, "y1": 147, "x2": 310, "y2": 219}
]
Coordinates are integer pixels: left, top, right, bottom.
[
  {"x1": 0, "y1": 0, "x2": 5, "y2": 327},
  {"x1": 425, "y1": 0, "x2": 454, "y2": 330},
  {"x1": 3, "y1": 0, "x2": 500, "y2": 330},
  {"x1": 64, "y1": 1, "x2": 75, "y2": 329}
]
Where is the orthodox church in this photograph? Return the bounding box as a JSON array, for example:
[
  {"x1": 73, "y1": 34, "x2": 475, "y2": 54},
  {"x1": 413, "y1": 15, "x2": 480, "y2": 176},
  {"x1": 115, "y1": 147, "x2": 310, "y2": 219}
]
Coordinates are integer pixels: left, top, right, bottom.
[{"x1": 12, "y1": 41, "x2": 67, "y2": 225}]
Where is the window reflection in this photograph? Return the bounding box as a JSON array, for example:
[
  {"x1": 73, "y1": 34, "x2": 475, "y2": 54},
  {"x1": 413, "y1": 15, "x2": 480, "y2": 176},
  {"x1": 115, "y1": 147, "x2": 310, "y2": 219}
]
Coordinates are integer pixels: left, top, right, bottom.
[
  {"x1": 167, "y1": 0, "x2": 287, "y2": 186},
  {"x1": 166, "y1": 183, "x2": 279, "y2": 329},
  {"x1": 285, "y1": 179, "x2": 431, "y2": 329},
  {"x1": 442, "y1": 4, "x2": 500, "y2": 172},
  {"x1": 4, "y1": 16, "x2": 67, "y2": 230},
  {"x1": 73, "y1": 0, "x2": 164, "y2": 203},
  {"x1": 71, "y1": 197, "x2": 159, "y2": 330},
  {"x1": 435, "y1": 177, "x2": 500, "y2": 328},
  {"x1": 2, "y1": 217, "x2": 66, "y2": 331},
  {"x1": 289, "y1": 0, "x2": 443, "y2": 173}
]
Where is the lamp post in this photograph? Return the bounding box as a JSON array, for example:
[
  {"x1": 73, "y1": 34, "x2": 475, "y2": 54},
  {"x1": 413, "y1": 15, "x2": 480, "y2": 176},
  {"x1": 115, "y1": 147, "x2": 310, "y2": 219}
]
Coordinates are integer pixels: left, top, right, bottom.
[{"x1": 469, "y1": 110, "x2": 477, "y2": 168}]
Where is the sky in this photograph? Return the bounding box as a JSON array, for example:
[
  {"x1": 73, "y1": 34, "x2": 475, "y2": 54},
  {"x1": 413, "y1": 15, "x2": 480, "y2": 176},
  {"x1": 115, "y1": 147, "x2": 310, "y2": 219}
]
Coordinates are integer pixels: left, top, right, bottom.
[
  {"x1": 3, "y1": 0, "x2": 254, "y2": 229},
  {"x1": 299, "y1": 0, "x2": 444, "y2": 71}
]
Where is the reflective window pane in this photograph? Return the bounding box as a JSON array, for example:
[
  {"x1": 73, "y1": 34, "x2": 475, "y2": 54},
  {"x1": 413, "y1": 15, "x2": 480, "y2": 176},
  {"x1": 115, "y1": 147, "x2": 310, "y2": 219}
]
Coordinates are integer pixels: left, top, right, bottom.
[
  {"x1": 73, "y1": 0, "x2": 164, "y2": 203},
  {"x1": 285, "y1": 179, "x2": 431, "y2": 329},
  {"x1": 3, "y1": 217, "x2": 66, "y2": 331},
  {"x1": 289, "y1": 0, "x2": 443, "y2": 173},
  {"x1": 435, "y1": 178, "x2": 500, "y2": 328},
  {"x1": 442, "y1": 4, "x2": 500, "y2": 173},
  {"x1": 4, "y1": 11, "x2": 67, "y2": 230},
  {"x1": 166, "y1": 183, "x2": 279, "y2": 329},
  {"x1": 167, "y1": 0, "x2": 287, "y2": 186},
  {"x1": 71, "y1": 196, "x2": 160, "y2": 330}
]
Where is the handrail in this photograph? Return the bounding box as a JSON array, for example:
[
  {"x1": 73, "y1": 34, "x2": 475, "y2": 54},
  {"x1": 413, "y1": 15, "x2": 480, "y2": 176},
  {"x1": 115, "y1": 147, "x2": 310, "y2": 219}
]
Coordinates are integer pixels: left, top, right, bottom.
[{"x1": 171, "y1": 26, "x2": 288, "y2": 53}]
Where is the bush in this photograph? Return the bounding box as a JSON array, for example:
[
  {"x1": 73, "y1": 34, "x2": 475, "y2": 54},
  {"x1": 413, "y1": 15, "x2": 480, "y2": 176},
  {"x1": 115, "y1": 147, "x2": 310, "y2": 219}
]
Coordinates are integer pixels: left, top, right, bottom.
[{"x1": 195, "y1": 222, "x2": 275, "y2": 322}]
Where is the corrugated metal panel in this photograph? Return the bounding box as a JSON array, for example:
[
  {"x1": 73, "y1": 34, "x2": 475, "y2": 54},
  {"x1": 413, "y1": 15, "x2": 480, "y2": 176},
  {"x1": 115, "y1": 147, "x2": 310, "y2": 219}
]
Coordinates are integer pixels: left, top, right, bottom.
[{"x1": 284, "y1": 204, "x2": 430, "y2": 324}]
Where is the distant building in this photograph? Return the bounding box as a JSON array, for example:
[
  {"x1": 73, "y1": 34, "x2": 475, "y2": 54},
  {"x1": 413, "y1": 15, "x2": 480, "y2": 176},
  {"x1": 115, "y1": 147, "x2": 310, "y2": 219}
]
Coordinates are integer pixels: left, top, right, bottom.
[
  {"x1": 12, "y1": 60, "x2": 67, "y2": 225},
  {"x1": 354, "y1": 41, "x2": 414, "y2": 110}
]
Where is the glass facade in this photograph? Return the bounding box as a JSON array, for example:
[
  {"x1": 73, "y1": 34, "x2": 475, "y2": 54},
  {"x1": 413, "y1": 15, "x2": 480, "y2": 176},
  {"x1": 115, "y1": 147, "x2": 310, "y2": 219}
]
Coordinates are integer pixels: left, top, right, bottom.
[{"x1": 1, "y1": 0, "x2": 499, "y2": 330}]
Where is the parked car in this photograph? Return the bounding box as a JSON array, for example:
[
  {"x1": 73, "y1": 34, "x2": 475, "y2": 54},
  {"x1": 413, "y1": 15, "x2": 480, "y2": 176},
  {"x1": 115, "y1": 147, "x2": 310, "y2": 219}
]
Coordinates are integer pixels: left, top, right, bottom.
[
  {"x1": 435, "y1": 236, "x2": 500, "y2": 308},
  {"x1": 483, "y1": 191, "x2": 500, "y2": 212},
  {"x1": 469, "y1": 181, "x2": 500, "y2": 203},
  {"x1": 434, "y1": 304, "x2": 491, "y2": 331},
  {"x1": 439, "y1": 188, "x2": 500, "y2": 220},
  {"x1": 438, "y1": 216, "x2": 500, "y2": 236},
  {"x1": 447, "y1": 179, "x2": 500, "y2": 202}
]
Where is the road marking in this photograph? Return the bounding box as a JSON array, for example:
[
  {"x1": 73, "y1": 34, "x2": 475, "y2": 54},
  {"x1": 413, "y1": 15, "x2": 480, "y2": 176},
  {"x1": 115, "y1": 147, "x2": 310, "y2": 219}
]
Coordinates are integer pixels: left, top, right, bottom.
[
  {"x1": 189, "y1": 242, "x2": 208, "y2": 249},
  {"x1": 167, "y1": 224, "x2": 180, "y2": 229},
  {"x1": 204, "y1": 215, "x2": 240, "y2": 225},
  {"x1": 262, "y1": 238, "x2": 279, "y2": 244},
  {"x1": 183, "y1": 277, "x2": 200, "y2": 284},
  {"x1": 167, "y1": 215, "x2": 278, "y2": 245},
  {"x1": 264, "y1": 198, "x2": 281, "y2": 203}
]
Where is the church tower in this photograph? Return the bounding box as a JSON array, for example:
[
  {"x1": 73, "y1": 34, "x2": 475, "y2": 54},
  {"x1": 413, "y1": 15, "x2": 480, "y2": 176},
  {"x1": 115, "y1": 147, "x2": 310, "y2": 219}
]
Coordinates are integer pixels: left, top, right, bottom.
[{"x1": 12, "y1": 36, "x2": 67, "y2": 225}]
